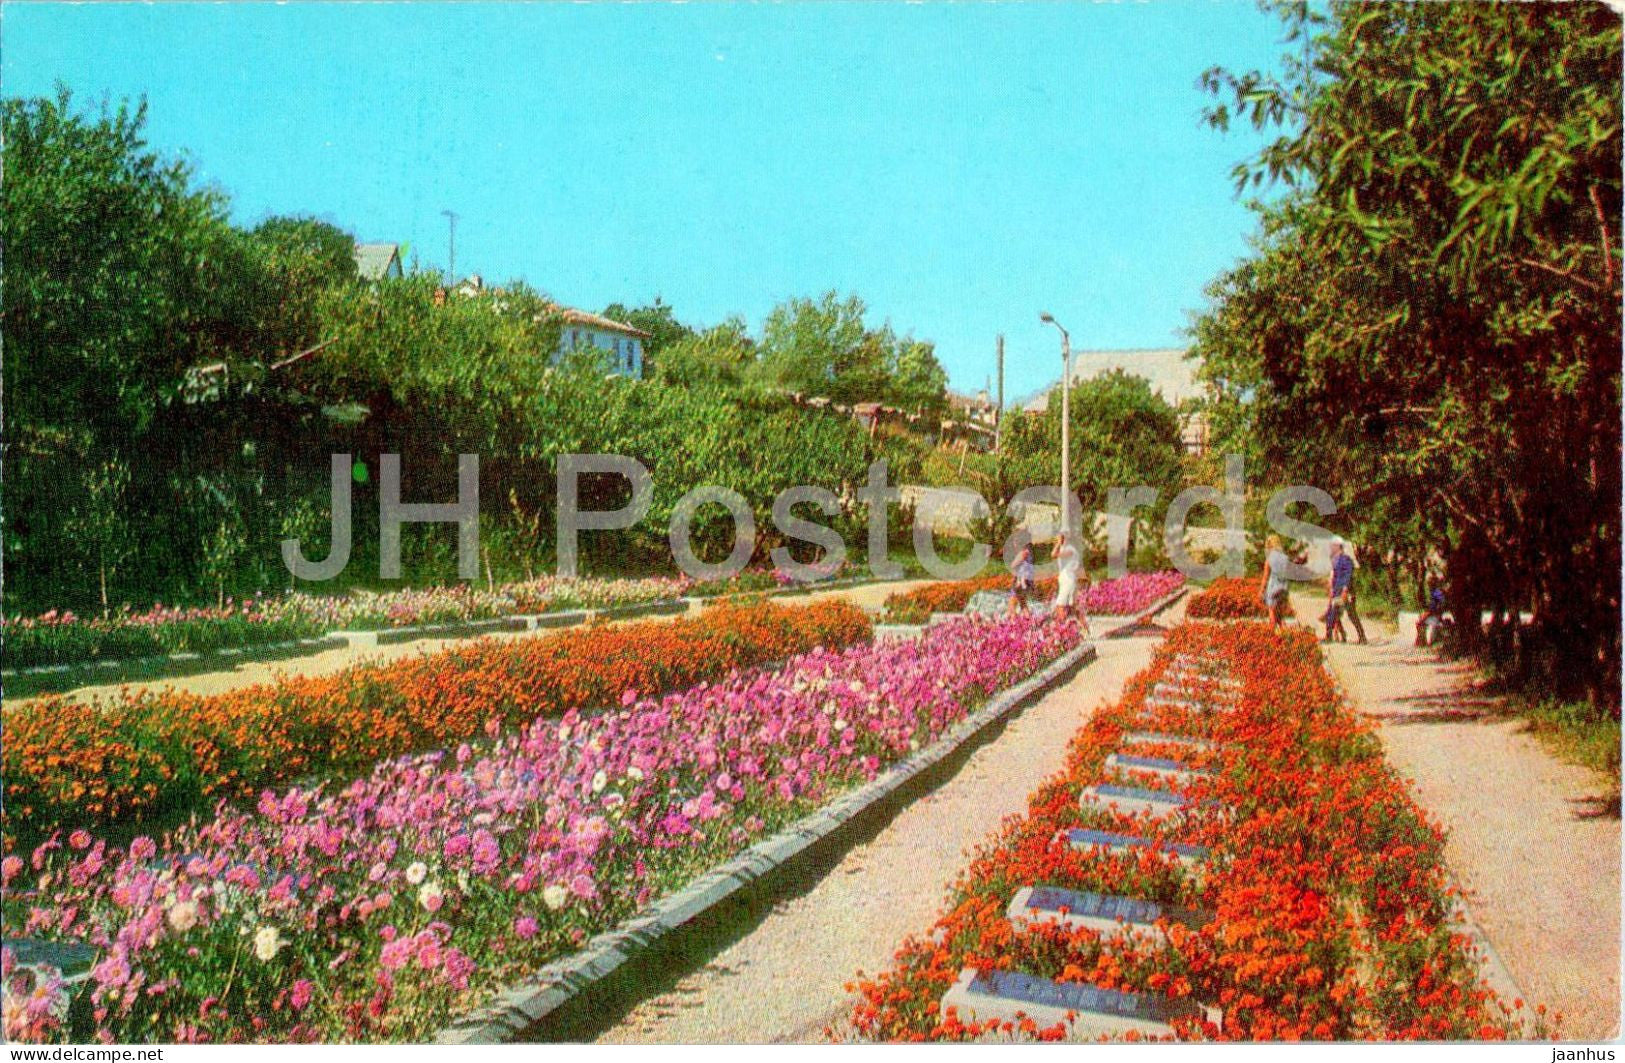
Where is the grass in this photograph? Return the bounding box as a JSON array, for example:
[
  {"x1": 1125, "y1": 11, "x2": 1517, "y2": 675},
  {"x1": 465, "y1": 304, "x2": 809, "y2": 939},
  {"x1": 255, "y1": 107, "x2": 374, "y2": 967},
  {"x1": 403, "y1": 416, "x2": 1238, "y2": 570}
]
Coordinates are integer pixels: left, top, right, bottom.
[{"x1": 1517, "y1": 696, "x2": 1623, "y2": 785}]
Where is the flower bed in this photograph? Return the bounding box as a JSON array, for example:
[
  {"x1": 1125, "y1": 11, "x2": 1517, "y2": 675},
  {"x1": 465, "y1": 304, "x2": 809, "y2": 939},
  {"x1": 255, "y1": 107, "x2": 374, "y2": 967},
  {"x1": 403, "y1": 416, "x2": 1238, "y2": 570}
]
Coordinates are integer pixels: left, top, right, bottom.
[
  {"x1": 1184, "y1": 576, "x2": 1275, "y2": 620},
  {"x1": 845, "y1": 621, "x2": 1539, "y2": 1042},
  {"x1": 4, "y1": 578, "x2": 701, "y2": 670},
  {"x1": 2, "y1": 602, "x2": 327, "y2": 669},
  {"x1": 2, "y1": 612, "x2": 1083, "y2": 1043},
  {"x1": 881, "y1": 571, "x2": 1185, "y2": 624},
  {"x1": 2, "y1": 600, "x2": 869, "y2": 851}
]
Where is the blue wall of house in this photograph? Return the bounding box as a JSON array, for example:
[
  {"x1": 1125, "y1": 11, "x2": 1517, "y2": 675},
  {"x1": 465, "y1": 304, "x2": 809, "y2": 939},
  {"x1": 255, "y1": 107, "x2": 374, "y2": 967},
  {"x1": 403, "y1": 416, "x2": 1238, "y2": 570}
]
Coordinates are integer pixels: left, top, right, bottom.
[{"x1": 558, "y1": 327, "x2": 643, "y2": 378}]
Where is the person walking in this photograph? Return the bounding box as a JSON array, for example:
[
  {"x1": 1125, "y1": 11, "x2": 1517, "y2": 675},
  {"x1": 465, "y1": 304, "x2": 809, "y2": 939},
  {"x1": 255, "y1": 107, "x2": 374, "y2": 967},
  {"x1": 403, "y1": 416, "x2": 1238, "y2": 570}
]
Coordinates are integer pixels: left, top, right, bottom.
[
  {"x1": 1008, "y1": 541, "x2": 1036, "y2": 617},
  {"x1": 1260, "y1": 534, "x2": 1292, "y2": 628},
  {"x1": 1323, "y1": 540, "x2": 1367, "y2": 644},
  {"x1": 1052, "y1": 533, "x2": 1091, "y2": 635}
]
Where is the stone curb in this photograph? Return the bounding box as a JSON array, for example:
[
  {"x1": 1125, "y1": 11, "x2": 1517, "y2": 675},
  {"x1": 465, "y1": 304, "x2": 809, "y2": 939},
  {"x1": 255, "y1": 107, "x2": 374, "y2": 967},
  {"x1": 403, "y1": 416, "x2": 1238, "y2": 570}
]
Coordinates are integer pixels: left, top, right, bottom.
[
  {"x1": 434, "y1": 638, "x2": 1100, "y2": 1044},
  {"x1": 1445, "y1": 876, "x2": 1529, "y2": 1020},
  {"x1": 3, "y1": 600, "x2": 693, "y2": 692}
]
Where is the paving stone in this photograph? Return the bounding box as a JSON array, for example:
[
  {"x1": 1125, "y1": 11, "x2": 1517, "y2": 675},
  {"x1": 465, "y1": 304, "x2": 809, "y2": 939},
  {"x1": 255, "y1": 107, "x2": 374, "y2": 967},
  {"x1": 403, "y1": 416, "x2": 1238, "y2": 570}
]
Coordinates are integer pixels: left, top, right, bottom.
[
  {"x1": 1007, "y1": 884, "x2": 1213, "y2": 937},
  {"x1": 965, "y1": 590, "x2": 1011, "y2": 617},
  {"x1": 1080, "y1": 783, "x2": 1189, "y2": 819},
  {"x1": 1122, "y1": 732, "x2": 1219, "y2": 753},
  {"x1": 940, "y1": 966, "x2": 1208, "y2": 1039},
  {"x1": 1058, "y1": 827, "x2": 1208, "y2": 867},
  {"x1": 1151, "y1": 681, "x2": 1237, "y2": 705},
  {"x1": 1104, "y1": 753, "x2": 1215, "y2": 788}
]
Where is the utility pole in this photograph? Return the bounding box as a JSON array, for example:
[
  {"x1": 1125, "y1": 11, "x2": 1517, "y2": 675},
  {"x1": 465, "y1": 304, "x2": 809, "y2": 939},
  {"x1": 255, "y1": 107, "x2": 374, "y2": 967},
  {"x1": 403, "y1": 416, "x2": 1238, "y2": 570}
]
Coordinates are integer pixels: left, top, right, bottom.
[
  {"x1": 440, "y1": 209, "x2": 459, "y2": 284},
  {"x1": 995, "y1": 334, "x2": 1005, "y2": 454}
]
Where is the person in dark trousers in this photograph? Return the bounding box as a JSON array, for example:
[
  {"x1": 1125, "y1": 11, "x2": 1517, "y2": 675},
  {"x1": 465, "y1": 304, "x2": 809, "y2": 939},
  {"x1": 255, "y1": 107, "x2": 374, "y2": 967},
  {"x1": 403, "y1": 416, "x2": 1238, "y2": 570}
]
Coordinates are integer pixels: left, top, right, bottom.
[
  {"x1": 1417, "y1": 582, "x2": 1448, "y2": 646},
  {"x1": 1323, "y1": 540, "x2": 1367, "y2": 644}
]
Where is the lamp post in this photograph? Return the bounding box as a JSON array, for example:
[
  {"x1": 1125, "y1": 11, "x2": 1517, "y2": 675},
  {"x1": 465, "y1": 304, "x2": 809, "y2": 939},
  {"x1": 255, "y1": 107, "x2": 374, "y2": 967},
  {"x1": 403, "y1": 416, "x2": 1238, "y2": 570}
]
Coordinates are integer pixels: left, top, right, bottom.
[
  {"x1": 1039, "y1": 312, "x2": 1073, "y2": 538},
  {"x1": 440, "y1": 209, "x2": 459, "y2": 284}
]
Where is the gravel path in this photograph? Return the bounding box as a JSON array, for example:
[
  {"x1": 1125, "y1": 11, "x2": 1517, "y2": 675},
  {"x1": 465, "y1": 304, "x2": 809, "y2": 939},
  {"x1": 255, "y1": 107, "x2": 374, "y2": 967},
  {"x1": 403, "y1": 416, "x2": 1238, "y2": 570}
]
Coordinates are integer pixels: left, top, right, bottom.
[
  {"x1": 596, "y1": 619, "x2": 1176, "y2": 1043},
  {"x1": 21, "y1": 579, "x2": 936, "y2": 705},
  {"x1": 1315, "y1": 606, "x2": 1621, "y2": 1039}
]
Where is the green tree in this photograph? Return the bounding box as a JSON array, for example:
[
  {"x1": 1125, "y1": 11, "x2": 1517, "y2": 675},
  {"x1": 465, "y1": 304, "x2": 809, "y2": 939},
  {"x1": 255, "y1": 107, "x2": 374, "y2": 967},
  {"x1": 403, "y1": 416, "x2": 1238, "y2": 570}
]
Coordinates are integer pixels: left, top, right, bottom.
[
  {"x1": 69, "y1": 459, "x2": 134, "y2": 615},
  {"x1": 1195, "y1": 0, "x2": 1621, "y2": 710},
  {"x1": 248, "y1": 215, "x2": 360, "y2": 351},
  {"x1": 601, "y1": 298, "x2": 694, "y2": 358},
  {"x1": 3, "y1": 90, "x2": 284, "y2": 610},
  {"x1": 1004, "y1": 371, "x2": 1186, "y2": 519},
  {"x1": 889, "y1": 338, "x2": 950, "y2": 422},
  {"x1": 754, "y1": 291, "x2": 872, "y2": 398},
  {"x1": 653, "y1": 316, "x2": 757, "y2": 389}
]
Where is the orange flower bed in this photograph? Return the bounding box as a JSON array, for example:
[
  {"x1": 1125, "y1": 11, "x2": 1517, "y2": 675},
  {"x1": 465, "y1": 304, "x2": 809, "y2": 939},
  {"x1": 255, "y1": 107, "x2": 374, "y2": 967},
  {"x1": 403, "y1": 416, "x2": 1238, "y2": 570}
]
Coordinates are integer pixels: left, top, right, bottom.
[
  {"x1": 1186, "y1": 577, "x2": 1277, "y2": 620},
  {"x1": 3, "y1": 599, "x2": 869, "y2": 850},
  {"x1": 844, "y1": 621, "x2": 1541, "y2": 1041}
]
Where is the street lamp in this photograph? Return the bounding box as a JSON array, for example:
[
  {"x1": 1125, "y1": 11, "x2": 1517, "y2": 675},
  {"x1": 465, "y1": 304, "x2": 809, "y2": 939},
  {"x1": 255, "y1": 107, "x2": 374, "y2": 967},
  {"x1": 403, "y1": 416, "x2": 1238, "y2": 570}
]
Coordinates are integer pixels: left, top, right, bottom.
[
  {"x1": 441, "y1": 209, "x2": 459, "y2": 284},
  {"x1": 1039, "y1": 312, "x2": 1074, "y2": 538}
]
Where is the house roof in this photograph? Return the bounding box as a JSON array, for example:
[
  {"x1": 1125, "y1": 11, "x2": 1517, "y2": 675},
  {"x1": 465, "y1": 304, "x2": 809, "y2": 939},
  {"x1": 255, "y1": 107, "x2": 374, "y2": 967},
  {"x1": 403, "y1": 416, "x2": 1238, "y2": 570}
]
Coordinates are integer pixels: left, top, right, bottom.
[
  {"x1": 553, "y1": 307, "x2": 651, "y2": 339},
  {"x1": 353, "y1": 243, "x2": 401, "y2": 280},
  {"x1": 1022, "y1": 347, "x2": 1204, "y2": 413}
]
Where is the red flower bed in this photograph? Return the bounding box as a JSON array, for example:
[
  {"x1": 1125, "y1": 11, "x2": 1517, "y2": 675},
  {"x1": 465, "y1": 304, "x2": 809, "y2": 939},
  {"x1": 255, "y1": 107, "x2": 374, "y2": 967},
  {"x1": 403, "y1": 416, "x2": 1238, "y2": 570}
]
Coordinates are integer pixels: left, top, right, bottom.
[
  {"x1": 1185, "y1": 577, "x2": 1279, "y2": 620},
  {"x1": 3, "y1": 599, "x2": 869, "y2": 850},
  {"x1": 844, "y1": 621, "x2": 1542, "y2": 1041}
]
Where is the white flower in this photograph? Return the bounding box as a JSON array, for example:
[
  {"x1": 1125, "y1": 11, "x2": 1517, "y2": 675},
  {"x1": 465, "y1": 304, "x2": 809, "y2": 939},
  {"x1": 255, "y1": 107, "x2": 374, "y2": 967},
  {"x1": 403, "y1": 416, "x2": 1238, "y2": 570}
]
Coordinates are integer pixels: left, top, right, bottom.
[
  {"x1": 543, "y1": 884, "x2": 569, "y2": 911},
  {"x1": 591, "y1": 770, "x2": 608, "y2": 794},
  {"x1": 253, "y1": 925, "x2": 283, "y2": 962},
  {"x1": 626, "y1": 766, "x2": 645, "y2": 783},
  {"x1": 166, "y1": 900, "x2": 199, "y2": 934},
  {"x1": 833, "y1": 718, "x2": 848, "y2": 732},
  {"x1": 405, "y1": 862, "x2": 428, "y2": 885},
  {"x1": 418, "y1": 881, "x2": 445, "y2": 912}
]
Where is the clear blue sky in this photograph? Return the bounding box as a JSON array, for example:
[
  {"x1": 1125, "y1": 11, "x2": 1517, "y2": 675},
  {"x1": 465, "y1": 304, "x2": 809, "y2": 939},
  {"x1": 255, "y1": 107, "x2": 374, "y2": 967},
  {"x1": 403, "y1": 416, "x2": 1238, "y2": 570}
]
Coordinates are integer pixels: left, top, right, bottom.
[{"x1": 5, "y1": 1, "x2": 1286, "y2": 399}]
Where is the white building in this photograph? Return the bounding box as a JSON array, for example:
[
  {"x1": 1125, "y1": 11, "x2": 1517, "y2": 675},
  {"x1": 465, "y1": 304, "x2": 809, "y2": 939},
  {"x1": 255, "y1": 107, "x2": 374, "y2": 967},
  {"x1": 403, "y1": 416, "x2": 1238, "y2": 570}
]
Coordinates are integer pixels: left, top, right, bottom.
[
  {"x1": 555, "y1": 307, "x2": 650, "y2": 379},
  {"x1": 353, "y1": 242, "x2": 404, "y2": 281},
  {"x1": 453, "y1": 275, "x2": 650, "y2": 380},
  {"x1": 1023, "y1": 347, "x2": 1209, "y2": 455}
]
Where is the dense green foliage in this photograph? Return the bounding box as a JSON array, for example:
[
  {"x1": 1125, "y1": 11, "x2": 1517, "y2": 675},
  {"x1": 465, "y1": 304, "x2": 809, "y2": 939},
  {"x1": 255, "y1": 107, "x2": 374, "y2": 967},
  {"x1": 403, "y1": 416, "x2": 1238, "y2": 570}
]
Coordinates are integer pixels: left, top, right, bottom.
[
  {"x1": 753, "y1": 291, "x2": 952, "y2": 421},
  {"x1": 948, "y1": 372, "x2": 1186, "y2": 559},
  {"x1": 2, "y1": 92, "x2": 924, "y2": 613},
  {"x1": 1193, "y1": 1, "x2": 1621, "y2": 711}
]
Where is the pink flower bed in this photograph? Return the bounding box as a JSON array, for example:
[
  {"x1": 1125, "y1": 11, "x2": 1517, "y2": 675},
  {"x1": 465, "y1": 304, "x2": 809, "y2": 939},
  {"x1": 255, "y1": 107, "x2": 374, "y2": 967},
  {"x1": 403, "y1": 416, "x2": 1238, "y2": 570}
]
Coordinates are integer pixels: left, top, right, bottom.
[
  {"x1": 1081, "y1": 570, "x2": 1186, "y2": 615},
  {"x1": 3, "y1": 613, "x2": 1082, "y2": 1043}
]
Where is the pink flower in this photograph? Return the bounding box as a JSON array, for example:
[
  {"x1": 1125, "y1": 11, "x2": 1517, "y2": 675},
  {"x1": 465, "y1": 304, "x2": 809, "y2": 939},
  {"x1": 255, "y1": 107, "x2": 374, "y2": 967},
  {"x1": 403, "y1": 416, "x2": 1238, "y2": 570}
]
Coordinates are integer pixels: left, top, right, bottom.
[
  {"x1": 378, "y1": 937, "x2": 413, "y2": 971},
  {"x1": 68, "y1": 830, "x2": 91, "y2": 851},
  {"x1": 288, "y1": 979, "x2": 314, "y2": 1012},
  {"x1": 129, "y1": 837, "x2": 157, "y2": 862},
  {"x1": 514, "y1": 916, "x2": 539, "y2": 940}
]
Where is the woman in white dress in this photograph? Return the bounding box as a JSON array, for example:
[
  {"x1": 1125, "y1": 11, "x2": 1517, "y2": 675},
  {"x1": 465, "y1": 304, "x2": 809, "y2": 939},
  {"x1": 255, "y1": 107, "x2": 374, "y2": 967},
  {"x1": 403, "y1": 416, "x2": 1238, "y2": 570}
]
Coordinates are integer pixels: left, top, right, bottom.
[{"x1": 1052, "y1": 533, "x2": 1089, "y2": 634}]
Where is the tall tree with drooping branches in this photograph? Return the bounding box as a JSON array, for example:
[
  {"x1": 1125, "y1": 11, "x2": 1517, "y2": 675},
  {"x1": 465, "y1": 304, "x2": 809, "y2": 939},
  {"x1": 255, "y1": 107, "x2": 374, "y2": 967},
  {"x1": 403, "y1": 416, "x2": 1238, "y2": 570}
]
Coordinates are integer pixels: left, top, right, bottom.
[{"x1": 1193, "y1": 0, "x2": 1621, "y2": 711}]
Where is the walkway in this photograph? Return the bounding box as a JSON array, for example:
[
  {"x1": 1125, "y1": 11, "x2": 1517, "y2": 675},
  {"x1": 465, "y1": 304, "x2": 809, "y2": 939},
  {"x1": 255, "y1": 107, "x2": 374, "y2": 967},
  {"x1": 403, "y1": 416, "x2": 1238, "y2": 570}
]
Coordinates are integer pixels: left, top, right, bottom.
[
  {"x1": 1316, "y1": 612, "x2": 1621, "y2": 1039},
  {"x1": 22, "y1": 578, "x2": 936, "y2": 705},
  {"x1": 596, "y1": 605, "x2": 1183, "y2": 1043}
]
